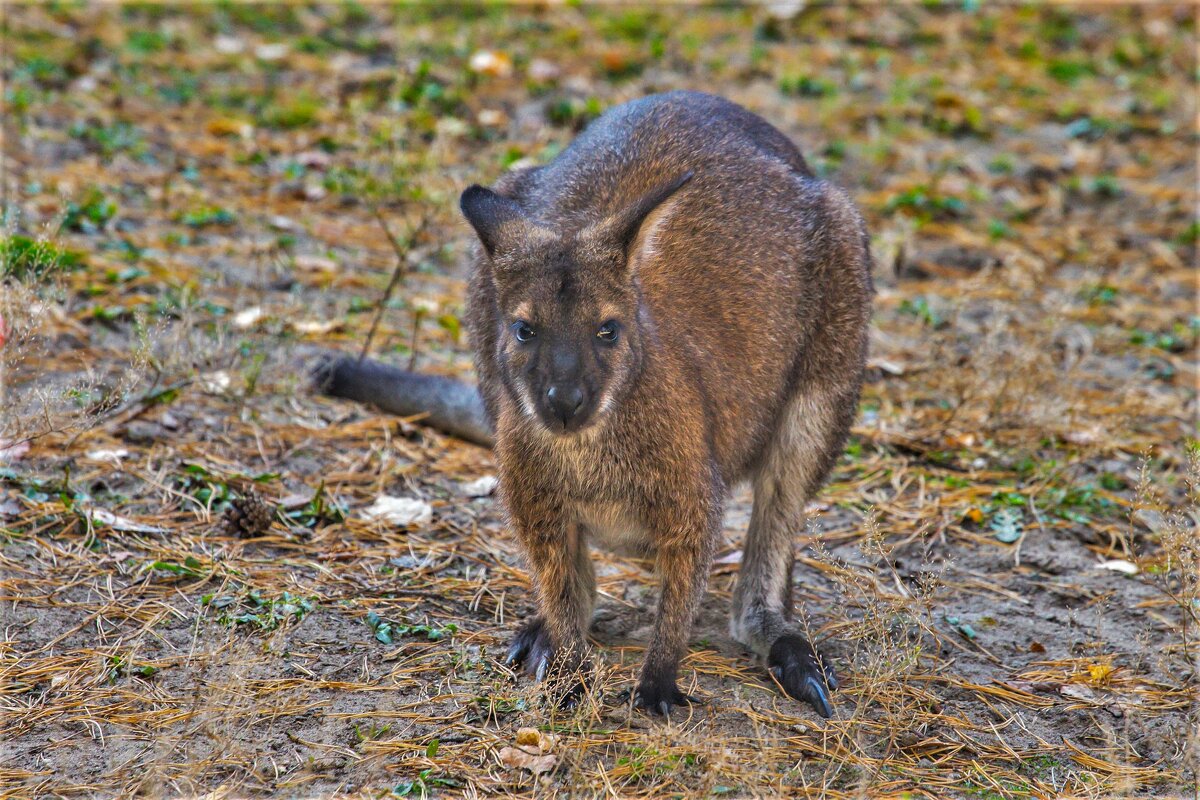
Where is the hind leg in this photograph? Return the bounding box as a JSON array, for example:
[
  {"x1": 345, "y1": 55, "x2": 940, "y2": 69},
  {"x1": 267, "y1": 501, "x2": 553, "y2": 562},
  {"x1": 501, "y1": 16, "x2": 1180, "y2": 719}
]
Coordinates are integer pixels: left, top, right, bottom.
[{"x1": 730, "y1": 385, "x2": 856, "y2": 717}]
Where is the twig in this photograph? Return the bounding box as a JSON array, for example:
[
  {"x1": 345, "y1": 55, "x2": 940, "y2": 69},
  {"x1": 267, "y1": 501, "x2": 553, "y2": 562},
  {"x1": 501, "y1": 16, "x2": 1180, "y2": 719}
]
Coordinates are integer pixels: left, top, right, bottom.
[
  {"x1": 407, "y1": 309, "x2": 424, "y2": 371},
  {"x1": 359, "y1": 208, "x2": 427, "y2": 362},
  {"x1": 66, "y1": 379, "x2": 192, "y2": 447}
]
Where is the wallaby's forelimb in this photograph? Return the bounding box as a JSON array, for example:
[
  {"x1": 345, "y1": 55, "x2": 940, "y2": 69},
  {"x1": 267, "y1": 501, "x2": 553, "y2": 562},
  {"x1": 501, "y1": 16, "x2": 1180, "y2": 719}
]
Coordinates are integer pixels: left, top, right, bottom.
[
  {"x1": 312, "y1": 354, "x2": 493, "y2": 447},
  {"x1": 636, "y1": 534, "x2": 715, "y2": 714},
  {"x1": 505, "y1": 521, "x2": 596, "y2": 677},
  {"x1": 507, "y1": 518, "x2": 596, "y2": 704}
]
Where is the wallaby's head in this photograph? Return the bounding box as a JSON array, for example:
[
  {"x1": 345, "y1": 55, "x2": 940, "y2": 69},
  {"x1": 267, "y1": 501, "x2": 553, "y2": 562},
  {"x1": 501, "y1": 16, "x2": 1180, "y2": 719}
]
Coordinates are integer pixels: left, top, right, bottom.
[{"x1": 461, "y1": 172, "x2": 692, "y2": 434}]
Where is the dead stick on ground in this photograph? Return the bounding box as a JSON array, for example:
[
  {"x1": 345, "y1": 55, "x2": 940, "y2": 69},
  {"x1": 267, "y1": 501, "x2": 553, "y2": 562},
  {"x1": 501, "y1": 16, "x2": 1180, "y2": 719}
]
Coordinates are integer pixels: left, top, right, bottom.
[{"x1": 360, "y1": 208, "x2": 428, "y2": 362}]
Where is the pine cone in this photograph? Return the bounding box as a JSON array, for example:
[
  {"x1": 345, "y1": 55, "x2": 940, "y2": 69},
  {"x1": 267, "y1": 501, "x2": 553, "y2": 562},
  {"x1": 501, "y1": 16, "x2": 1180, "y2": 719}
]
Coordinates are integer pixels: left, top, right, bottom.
[{"x1": 223, "y1": 490, "x2": 276, "y2": 538}]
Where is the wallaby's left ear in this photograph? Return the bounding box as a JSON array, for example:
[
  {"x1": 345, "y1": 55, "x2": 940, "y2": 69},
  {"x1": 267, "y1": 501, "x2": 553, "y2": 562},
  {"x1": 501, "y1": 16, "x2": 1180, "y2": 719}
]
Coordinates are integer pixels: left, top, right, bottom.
[
  {"x1": 593, "y1": 171, "x2": 694, "y2": 256},
  {"x1": 460, "y1": 185, "x2": 530, "y2": 258}
]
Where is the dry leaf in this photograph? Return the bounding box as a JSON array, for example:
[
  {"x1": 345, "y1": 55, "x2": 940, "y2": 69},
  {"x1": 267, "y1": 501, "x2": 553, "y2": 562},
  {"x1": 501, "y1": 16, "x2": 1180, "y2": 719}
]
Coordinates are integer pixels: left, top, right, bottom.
[
  {"x1": 461, "y1": 475, "x2": 498, "y2": 497},
  {"x1": 200, "y1": 371, "x2": 232, "y2": 394},
  {"x1": 0, "y1": 439, "x2": 31, "y2": 464},
  {"x1": 435, "y1": 117, "x2": 469, "y2": 138},
  {"x1": 85, "y1": 448, "x2": 129, "y2": 463},
  {"x1": 714, "y1": 549, "x2": 743, "y2": 565},
  {"x1": 1132, "y1": 509, "x2": 1166, "y2": 534},
  {"x1": 1097, "y1": 559, "x2": 1138, "y2": 575},
  {"x1": 1086, "y1": 663, "x2": 1115, "y2": 686},
  {"x1": 1059, "y1": 684, "x2": 1102, "y2": 704},
  {"x1": 295, "y1": 151, "x2": 332, "y2": 170},
  {"x1": 294, "y1": 254, "x2": 338, "y2": 273},
  {"x1": 89, "y1": 508, "x2": 167, "y2": 534},
  {"x1": 233, "y1": 306, "x2": 265, "y2": 330},
  {"x1": 515, "y1": 727, "x2": 556, "y2": 752},
  {"x1": 254, "y1": 43, "x2": 290, "y2": 61},
  {"x1": 601, "y1": 50, "x2": 631, "y2": 74},
  {"x1": 868, "y1": 356, "x2": 906, "y2": 375},
  {"x1": 469, "y1": 50, "x2": 513, "y2": 77},
  {"x1": 498, "y1": 746, "x2": 556, "y2": 774},
  {"x1": 213, "y1": 35, "x2": 244, "y2": 54},
  {"x1": 1063, "y1": 428, "x2": 1101, "y2": 445},
  {"x1": 528, "y1": 58, "x2": 560, "y2": 82},
  {"x1": 206, "y1": 117, "x2": 254, "y2": 139},
  {"x1": 290, "y1": 319, "x2": 342, "y2": 335},
  {"x1": 363, "y1": 496, "x2": 432, "y2": 527},
  {"x1": 478, "y1": 108, "x2": 507, "y2": 127},
  {"x1": 279, "y1": 490, "x2": 315, "y2": 510},
  {"x1": 411, "y1": 296, "x2": 440, "y2": 314}
]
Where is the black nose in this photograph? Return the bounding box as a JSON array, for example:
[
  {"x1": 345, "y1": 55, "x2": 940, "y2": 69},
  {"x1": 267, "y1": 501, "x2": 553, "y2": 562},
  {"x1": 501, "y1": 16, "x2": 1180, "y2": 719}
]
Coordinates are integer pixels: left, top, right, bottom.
[{"x1": 546, "y1": 384, "x2": 585, "y2": 425}]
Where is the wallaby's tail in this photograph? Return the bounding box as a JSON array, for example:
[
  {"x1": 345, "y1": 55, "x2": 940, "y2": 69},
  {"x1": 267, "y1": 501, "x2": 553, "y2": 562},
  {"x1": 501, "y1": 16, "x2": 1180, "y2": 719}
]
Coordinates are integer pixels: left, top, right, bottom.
[{"x1": 312, "y1": 354, "x2": 493, "y2": 447}]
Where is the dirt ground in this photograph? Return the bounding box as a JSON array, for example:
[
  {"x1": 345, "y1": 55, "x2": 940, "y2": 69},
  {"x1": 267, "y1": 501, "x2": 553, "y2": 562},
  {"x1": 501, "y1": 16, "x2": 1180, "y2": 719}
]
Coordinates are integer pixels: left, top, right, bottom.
[{"x1": 1, "y1": 4, "x2": 1197, "y2": 799}]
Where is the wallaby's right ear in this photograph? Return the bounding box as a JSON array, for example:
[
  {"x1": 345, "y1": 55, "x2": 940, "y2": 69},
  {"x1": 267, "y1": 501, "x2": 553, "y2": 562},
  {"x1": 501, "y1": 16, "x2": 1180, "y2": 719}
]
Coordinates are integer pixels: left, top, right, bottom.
[
  {"x1": 460, "y1": 185, "x2": 528, "y2": 258},
  {"x1": 582, "y1": 171, "x2": 694, "y2": 266}
]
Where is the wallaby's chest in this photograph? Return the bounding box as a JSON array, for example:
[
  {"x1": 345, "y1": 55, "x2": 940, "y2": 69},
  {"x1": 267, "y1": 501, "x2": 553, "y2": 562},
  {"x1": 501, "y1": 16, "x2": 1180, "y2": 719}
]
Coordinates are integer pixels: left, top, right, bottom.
[
  {"x1": 530, "y1": 428, "x2": 659, "y2": 554},
  {"x1": 574, "y1": 500, "x2": 653, "y2": 556}
]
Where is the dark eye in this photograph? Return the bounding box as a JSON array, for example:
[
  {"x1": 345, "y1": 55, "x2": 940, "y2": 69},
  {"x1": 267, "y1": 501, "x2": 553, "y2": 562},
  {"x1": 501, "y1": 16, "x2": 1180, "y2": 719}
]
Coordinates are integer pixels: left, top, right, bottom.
[
  {"x1": 512, "y1": 320, "x2": 536, "y2": 342},
  {"x1": 596, "y1": 321, "x2": 619, "y2": 343}
]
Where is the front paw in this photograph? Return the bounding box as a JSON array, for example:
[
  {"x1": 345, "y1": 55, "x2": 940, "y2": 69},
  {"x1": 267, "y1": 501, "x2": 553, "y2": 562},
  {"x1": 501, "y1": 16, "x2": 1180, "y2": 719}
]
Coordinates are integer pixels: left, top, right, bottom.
[
  {"x1": 633, "y1": 675, "x2": 702, "y2": 719},
  {"x1": 767, "y1": 634, "x2": 838, "y2": 718},
  {"x1": 504, "y1": 617, "x2": 589, "y2": 707},
  {"x1": 504, "y1": 616, "x2": 555, "y2": 680}
]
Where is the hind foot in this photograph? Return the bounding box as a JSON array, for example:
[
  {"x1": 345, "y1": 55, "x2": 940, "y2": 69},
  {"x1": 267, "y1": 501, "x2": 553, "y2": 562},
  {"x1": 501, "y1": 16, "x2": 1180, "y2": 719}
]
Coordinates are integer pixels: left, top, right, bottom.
[{"x1": 767, "y1": 634, "x2": 838, "y2": 718}]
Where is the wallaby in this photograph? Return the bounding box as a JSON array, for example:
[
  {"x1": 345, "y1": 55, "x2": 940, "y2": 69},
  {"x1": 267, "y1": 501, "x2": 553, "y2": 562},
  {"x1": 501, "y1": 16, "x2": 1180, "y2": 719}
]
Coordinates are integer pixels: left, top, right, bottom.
[
  {"x1": 453, "y1": 91, "x2": 873, "y2": 718},
  {"x1": 319, "y1": 90, "x2": 872, "y2": 717}
]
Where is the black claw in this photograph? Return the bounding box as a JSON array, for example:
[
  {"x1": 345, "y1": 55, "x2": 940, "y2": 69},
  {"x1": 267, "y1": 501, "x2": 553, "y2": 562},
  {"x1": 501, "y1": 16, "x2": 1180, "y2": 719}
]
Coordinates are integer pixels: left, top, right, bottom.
[
  {"x1": 504, "y1": 618, "x2": 590, "y2": 707},
  {"x1": 504, "y1": 617, "x2": 554, "y2": 678},
  {"x1": 634, "y1": 677, "x2": 700, "y2": 718},
  {"x1": 767, "y1": 634, "x2": 837, "y2": 719},
  {"x1": 551, "y1": 677, "x2": 587, "y2": 710},
  {"x1": 823, "y1": 659, "x2": 839, "y2": 691},
  {"x1": 801, "y1": 676, "x2": 833, "y2": 719}
]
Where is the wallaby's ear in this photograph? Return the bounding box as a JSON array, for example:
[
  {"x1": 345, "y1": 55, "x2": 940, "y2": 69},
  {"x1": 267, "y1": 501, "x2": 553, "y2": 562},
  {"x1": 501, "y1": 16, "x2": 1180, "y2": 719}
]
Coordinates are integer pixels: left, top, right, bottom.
[
  {"x1": 596, "y1": 171, "x2": 694, "y2": 255},
  {"x1": 460, "y1": 185, "x2": 529, "y2": 258}
]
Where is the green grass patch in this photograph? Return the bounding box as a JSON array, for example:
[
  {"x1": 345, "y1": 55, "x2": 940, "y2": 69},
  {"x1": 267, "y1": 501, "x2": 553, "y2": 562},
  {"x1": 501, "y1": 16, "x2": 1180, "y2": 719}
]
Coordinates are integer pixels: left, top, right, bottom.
[
  {"x1": 62, "y1": 187, "x2": 119, "y2": 233},
  {"x1": 1, "y1": 235, "x2": 85, "y2": 279},
  {"x1": 203, "y1": 590, "x2": 317, "y2": 631}
]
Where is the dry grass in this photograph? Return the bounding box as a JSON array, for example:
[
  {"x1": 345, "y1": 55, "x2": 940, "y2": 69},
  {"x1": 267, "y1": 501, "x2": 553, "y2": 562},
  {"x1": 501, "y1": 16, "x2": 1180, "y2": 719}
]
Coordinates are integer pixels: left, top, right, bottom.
[{"x1": 2, "y1": 3, "x2": 1197, "y2": 799}]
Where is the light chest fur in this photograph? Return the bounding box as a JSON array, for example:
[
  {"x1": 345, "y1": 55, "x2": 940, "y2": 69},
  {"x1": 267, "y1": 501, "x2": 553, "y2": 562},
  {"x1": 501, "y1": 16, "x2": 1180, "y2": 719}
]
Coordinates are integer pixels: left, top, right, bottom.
[
  {"x1": 522, "y1": 413, "x2": 656, "y2": 555},
  {"x1": 574, "y1": 499, "x2": 652, "y2": 555}
]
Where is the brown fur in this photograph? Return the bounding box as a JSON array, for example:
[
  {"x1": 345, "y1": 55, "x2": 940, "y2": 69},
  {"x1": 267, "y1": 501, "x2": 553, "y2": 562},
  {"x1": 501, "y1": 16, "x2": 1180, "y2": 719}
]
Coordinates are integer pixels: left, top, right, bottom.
[{"x1": 460, "y1": 91, "x2": 872, "y2": 717}]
